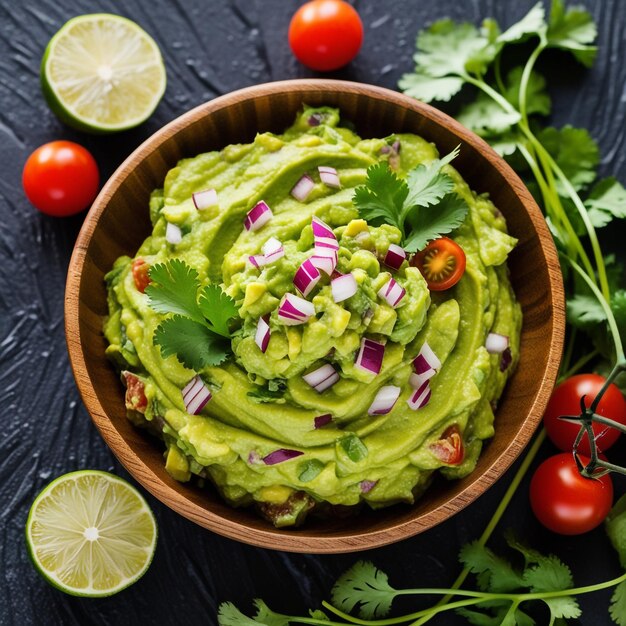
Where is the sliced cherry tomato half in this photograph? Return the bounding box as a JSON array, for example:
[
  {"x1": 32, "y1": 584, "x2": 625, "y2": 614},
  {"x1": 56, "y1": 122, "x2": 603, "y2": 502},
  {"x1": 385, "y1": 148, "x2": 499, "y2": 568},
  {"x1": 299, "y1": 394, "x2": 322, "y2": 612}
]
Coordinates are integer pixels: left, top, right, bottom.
[
  {"x1": 543, "y1": 373, "x2": 626, "y2": 455},
  {"x1": 22, "y1": 140, "x2": 99, "y2": 217},
  {"x1": 288, "y1": 0, "x2": 363, "y2": 71},
  {"x1": 430, "y1": 424, "x2": 464, "y2": 465},
  {"x1": 411, "y1": 237, "x2": 466, "y2": 291},
  {"x1": 122, "y1": 371, "x2": 148, "y2": 413},
  {"x1": 529, "y1": 452, "x2": 613, "y2": 535},
  {"x1": 131, "y1": 258, "x2": 151, "y2": 294}
]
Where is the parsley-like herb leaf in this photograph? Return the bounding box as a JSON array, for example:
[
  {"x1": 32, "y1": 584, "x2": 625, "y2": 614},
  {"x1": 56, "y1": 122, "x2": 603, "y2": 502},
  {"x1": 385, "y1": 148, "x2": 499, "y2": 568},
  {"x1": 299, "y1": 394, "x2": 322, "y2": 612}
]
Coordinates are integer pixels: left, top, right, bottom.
[
  {"x1": 354, "y1": 148, "x2": 468, "y2": 250},
  {"x1": 146, "y1": 259, "x2": 204, "y2": 322},
  {"x1": 497, "y1": 2, "x2": 545, "y2": 44},
  {"x1": 585, "y1": 177, "x2": 626, "y2": 227},
  {"x1": 547, "y1": 0, "x2": 598, "y2": 67},
  {"x1": 610, "y1": 581, "x2": 626, "y2": 626},
  {"x1": 146, "y1": 259, "x2": 238, "y2": 370},
  {"x1": 153, "y1": 316, "x2": 230, "y2": 369},
  {"x1": 331, "y1": 561, "x2": 397, "y2": 619},
  {"x1": 217, "y1": 602, "x2": 265, "y2": 626}
]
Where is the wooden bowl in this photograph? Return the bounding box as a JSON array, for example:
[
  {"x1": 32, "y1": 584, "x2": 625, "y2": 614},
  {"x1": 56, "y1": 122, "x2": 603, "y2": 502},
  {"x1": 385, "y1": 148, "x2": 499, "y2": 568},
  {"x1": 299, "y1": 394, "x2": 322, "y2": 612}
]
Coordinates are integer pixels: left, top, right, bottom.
[{"x1": 65, "y1": 79, "x2": 565, "y2": 553}]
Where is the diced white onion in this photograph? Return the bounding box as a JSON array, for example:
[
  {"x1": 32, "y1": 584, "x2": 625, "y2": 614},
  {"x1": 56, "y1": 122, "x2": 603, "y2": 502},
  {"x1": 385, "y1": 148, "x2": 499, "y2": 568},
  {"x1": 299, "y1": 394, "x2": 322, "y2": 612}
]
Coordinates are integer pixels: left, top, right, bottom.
[
  {"x1": 291, "y1": 174, "x2": 315, "y2": 201},
  {"x1": 318, "y1": 165, "x2": 341, "y2": 189},
  {"x1": 192, "y1": 188, "x2": 218, "y2": 210},
  {"x1": 368, "y1": 385, "x2": 401, "y2": 415},
  {"x1": 486, "y1": 332, "x2": 509, "y2": 354},
  {"x1": 165, "y1": 222, "x2": 182, "y2": 244}
]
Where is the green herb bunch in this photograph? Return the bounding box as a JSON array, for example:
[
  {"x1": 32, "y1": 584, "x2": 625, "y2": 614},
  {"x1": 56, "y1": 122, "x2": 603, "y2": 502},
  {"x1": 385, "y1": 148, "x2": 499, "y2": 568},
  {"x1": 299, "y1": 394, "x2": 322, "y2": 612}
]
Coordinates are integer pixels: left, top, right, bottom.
[{"x1": 399, "y1": 0, "x2": 626, "y2": 473}]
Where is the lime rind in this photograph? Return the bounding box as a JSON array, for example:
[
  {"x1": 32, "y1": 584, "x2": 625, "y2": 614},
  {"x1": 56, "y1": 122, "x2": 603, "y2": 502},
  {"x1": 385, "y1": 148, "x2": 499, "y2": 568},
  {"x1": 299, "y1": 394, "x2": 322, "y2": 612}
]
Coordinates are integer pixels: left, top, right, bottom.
[
  {"x1": 41, "y1": 14, "x2": 167, "y2": 134},
  {"x1": 25, "y1": 470, "x2": 158, "y2": 597}
]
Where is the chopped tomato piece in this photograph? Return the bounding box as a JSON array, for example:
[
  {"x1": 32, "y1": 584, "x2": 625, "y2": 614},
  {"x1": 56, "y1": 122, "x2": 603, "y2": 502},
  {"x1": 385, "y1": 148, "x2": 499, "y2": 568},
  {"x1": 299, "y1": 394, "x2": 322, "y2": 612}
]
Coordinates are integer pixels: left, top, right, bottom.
[
  {"x1": 123, "y1": 371, "x2": 148, "y2": 413},
  {"x1": 411, "y1": 237, "x2": 466, "y2": 291},
  {"x1": 430, "y1": 424, "x2": 464, "y2": 465},
  {"x1": 131, "y1": 258, "x2": 151, "y2": 293}
]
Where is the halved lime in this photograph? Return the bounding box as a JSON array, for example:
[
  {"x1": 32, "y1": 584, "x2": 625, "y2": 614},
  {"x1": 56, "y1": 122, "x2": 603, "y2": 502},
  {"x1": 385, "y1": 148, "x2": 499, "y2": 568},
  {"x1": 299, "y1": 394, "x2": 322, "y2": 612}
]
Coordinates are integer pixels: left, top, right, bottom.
[
  {"x1": 41, "y1": 14, "x2": 167, "y2": 133},
  {"x1": 25, "y1": 470, "x2": 157, "y2": 597}
]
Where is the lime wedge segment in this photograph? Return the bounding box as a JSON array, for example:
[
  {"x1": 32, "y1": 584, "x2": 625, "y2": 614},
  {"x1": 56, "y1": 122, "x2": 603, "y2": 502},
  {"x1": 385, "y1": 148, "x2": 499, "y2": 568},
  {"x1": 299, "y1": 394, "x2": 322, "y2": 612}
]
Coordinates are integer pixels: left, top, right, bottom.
[
  {"x1": 41, "y1": 14, "x2": 166, "y2": 133},
  {"x1": 25, "y1": 470, "x2": 157, "y2": 597}
]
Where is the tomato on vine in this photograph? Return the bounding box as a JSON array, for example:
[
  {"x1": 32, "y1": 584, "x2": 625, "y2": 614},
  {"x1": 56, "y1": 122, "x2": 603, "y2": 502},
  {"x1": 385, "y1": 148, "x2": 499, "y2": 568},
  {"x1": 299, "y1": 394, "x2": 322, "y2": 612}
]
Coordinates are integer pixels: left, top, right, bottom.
[
  {"x1": 543, "y1": 374, "x2": 626, "y2": 455},
  {"x1": 288, "y1": 0, "x2": 363, "y2": 71},
  {"x1": 529, "y1": 452, "x2": 613, "y2": 535}
]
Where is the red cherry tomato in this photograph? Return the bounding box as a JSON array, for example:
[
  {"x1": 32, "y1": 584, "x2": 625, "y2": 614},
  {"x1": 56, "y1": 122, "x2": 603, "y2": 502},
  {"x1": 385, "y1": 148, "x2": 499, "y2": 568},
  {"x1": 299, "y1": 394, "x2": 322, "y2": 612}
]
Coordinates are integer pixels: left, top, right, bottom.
[
  {"x1": 430, "y1": 424, "x2": 464, "y2": 465},
  {"x1": 122, "y1": 372, "x2": 148, "y2": 413},
  {"x1": 543, "y1": 374, "x2": 626, "y2": 455},
  {"x1": 22, "y1": 140, "x2": 99, "y2": 216},
  {"x1": 410, "y1": 237, "x2": 466, "y2": 291},
  {"x1": 288, "y1": 0, "x2": 363, "y2": 71},
  {"x1": 132, "y1": 258, "x2": 151, "y2": 294},
  {"x1": 529, "y1": 452, "x2": 613, "y2": 535}
]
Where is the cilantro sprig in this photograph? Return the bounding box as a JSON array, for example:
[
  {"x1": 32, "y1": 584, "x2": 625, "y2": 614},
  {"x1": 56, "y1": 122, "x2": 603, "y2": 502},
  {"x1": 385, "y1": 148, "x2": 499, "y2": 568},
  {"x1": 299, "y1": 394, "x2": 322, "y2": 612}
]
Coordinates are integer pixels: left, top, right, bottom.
[
  {"x1": 353, "y1": 146, "x2": 468, "y2": 252},
  {"x1": 145, "y1": 259, "x2": 238, "y2": 370}
]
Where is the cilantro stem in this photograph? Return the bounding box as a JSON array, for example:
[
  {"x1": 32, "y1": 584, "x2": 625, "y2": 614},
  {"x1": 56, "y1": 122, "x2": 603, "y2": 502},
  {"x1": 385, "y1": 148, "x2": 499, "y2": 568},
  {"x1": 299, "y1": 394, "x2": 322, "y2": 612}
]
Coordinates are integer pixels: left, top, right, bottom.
[
  {"x1": 517, "y1": 38, "x2": 547, "y2": 120},
  {"x1": 563, "y1": 256, "x2": 624, "y2": 362},
  {"x1": 411, "y1": 429, "x2": 547, "y2": 625}
]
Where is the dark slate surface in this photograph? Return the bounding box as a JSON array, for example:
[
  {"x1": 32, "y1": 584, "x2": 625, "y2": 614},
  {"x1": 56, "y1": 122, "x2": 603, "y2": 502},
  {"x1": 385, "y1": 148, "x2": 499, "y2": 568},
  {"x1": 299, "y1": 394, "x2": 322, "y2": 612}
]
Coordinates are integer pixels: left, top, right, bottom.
[{"x1": 1, "y1": 1, "x2": 625, "y2": 624}]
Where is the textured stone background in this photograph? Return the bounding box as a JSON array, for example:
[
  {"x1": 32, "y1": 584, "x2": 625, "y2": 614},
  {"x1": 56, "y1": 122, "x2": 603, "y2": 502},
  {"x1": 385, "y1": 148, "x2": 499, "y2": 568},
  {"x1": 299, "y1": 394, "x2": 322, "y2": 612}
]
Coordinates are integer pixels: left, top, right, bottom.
[{"x1": 0, "y1": 1, "x2": 624, "y2": 624}]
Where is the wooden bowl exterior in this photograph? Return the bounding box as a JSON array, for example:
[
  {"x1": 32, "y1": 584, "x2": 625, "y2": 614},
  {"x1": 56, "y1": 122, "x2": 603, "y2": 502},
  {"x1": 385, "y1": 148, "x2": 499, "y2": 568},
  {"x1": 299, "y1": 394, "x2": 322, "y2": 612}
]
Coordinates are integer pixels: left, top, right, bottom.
[{"x1": 65, "y1": 80, "x2": 565, "y2": 553}]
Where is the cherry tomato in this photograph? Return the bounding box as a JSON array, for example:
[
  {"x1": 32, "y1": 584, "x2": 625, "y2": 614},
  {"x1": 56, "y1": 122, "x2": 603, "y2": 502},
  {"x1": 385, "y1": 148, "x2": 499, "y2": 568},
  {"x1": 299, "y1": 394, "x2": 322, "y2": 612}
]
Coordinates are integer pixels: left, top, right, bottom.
[
  {"x1": 132, "y1": 258, "x2": 151, "y2": 294},
  {"x1": 288, "y1": 0, "x2": 363, "y2": 71},
  {"x1": 430, "y1": 424, "x2": 464, "y2": 465},
  {"x1": 22, "y1": 140, "x2": 99, "y2": 216},
  {"x1": 411, "y1": 237, "x2": 466, "y2": 291},
  {"x1": 529, "y1": 452, "x2": 613, "y2": 535},
  {"x1": 543, "y1": 374, "x2": 626, "y2": 455},
  {"x1": 123, "y1": 372, "x2": 148, "y2": 413}
]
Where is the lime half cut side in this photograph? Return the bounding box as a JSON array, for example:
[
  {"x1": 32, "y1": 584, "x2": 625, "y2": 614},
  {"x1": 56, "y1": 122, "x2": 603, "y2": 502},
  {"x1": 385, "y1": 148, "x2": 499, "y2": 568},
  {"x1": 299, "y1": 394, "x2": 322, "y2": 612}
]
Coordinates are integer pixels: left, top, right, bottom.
[
  {"x1": 26, "y1": 470, "x2": 157, "y2": 597},
  {"x1": 41, "y1": 14, "x2": 167, "y2": 133}
]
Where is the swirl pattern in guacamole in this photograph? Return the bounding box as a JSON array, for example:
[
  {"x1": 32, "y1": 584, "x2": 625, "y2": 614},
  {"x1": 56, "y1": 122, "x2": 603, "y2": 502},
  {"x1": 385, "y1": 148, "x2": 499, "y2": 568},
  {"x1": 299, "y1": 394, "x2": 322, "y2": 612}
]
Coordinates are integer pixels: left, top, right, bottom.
[{"x1": 104, "y1": 107, "x2": 521, "y2": 527}]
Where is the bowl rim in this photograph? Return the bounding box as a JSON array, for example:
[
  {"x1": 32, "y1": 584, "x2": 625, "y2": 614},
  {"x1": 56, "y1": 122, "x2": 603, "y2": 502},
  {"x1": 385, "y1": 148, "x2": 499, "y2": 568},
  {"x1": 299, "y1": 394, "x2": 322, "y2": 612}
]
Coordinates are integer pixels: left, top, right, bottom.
[{"x1": 65, "y1": 78, "x2": 565, "y2": 553}]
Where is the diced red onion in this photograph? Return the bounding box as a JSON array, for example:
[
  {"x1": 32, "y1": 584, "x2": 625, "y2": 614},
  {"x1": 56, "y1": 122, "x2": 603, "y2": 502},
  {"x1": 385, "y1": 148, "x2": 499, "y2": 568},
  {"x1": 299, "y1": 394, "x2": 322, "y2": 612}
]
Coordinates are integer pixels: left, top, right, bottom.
[
  {"x1": 277, "y1": 293, "x2": 315, "y2": 325},
  {"x1": 244, "y1": 200, "x2": 273, "y2": 231},
  {"x1": 407, "y1": 379, "x2": 431, "y2": 410},
  {"x1": 355, "y1": 338, "x2": 385, "y2": 375},
  {"x1": 360, "y1": 480, "x2": 378, "y2": 493},
  {"x1": 291, "y1": 174, "x2": 315, "y2": 202},
  {"x1": 377, "y1": 277, "x2": 406, "y2": 308},
  {"x1": 312, "y1": 217, "x2": 339, "y2": 250},
  {"x1": 308, "y1": 112, "x2": 324, "y2": 126},
  {"x1": 413, "y1": 342, "x2": 441, "y2": 375},
  {"x1": 248, "y1": 451, "x2": 261, "y2": 464},
  {"x1": 383, "y1": 244, "x2": 407, "y2": 270},
  {"x1": 293, "y1": 259, "x2": 321, "y2": 297},
  {"x1": 314, "y1": 414, "x2": 333, "y2": 429},
  {"x1": 486, "y1": 332, "x2": 509, "y2": 354},
  {"x1": 309, "y1": 250, "x2": 337, "y2": 276},
  {"x1": 331, "y1": 272, "x2": 357, "y2": 303},
  {"x1": 263, "y1": 449, "x2": 304, "y2": 465},
  {"x1": 255, "y1": 316, "x2": 270, "y2": 353},
  {"x1": 318, "y1": 166, "x2": 341, "y2": 189},
  {"x1": 262, "y1": 236, "x2": 283, "y2": 256},
  {"x1": 165, "y1": 222, "x2": 182, "y2": 245},
  {"x1": 368, "y1": 385, "x2": 401, "y2": 415},
  {"x1": 500, "y1": 347, "x2": 513, "y2": 372},
  {"x1": 409, "y1": 370, "x2": 436, "y2": 389},
  {"x1": 248, "y1": 254, "x2": 267, "y2": 268},
  {"x1": 192, "y1": 188, "x2": 217, "y2": 211},
  {"x1": 303, "y1": 364, "x2": 339, "y2": 392},
  {"x1": 182, "y1": 375, "x2": 212, "y2": 414}
]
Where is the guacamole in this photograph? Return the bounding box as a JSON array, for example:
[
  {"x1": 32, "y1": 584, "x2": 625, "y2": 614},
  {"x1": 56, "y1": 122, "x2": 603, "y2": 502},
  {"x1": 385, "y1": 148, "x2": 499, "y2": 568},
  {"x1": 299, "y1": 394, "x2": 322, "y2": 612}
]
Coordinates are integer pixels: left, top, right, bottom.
[{"x1": 104, "y1": 107, "x2": 522, "y2": 527}]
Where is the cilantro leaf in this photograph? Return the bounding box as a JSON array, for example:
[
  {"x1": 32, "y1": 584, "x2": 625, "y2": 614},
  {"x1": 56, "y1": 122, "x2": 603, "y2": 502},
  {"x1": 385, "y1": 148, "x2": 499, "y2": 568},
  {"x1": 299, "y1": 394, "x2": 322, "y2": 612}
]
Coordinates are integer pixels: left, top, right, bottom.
[
  {"x1": 503, "y1": 67, "x2": 551, "y2": 116},
  {"x1": 522, "y1": 556, "x2": 573, "y2": 593},
  {"x1": 413, "y1": 19, "x2": 498, "y2": 79},
  {"x1": 153, "y1": 315, "x2": 230, "y2": 370},
  {"x1": 253, "y1": 600, "x2": 291, "y2": 626},
  {"x1": 543, "y1": 596, "x2": 581, "y2": 620},
  {"x1": 497, "y1": 2, "x2": 546, "y2": 44},
  {"x1": 217, "y1": 602, "x2": 265, "y2": 626},
  {"x1": 398, "y1": 72, "x2": 464, "y2": 103},
  {"x1": 146, "y1": 259, "x2": 204, "y2": 322},
  {"x1": 198, "y1": 284, "x2": 238, "y2": 338},
  {"x1": 331, "y1": 561, "x2": 396, "y2": 619},
  {"x1": 567, "y1": 293, "x2": 607, "y2": 328},
  {"x1": 547, "y1": 0, "x2": 597, "y2": 67},
  {"x1": 457, "y1": 95, "x2": 521, "y2": 136},
  {"x1": 404, "y1": 194, "x2": 469, "y2": 252},
  {"x1": 404, "y1": 146, "x2": 459, "y2": 210},
  {"x1": 610, "y1": 581, "x2": 626, "y2": 626},
  {"x1": 459, "y1": 542, "x2": 524, "y2": 593},
  {"x1": 537, "y1": 126, "x2": 599, "y2": 192},
  {"x1": 353, "y1": 163, "x2": 407, "y2": 233},
  {"x1": 585, "y1": 177, "x2": 626, "y2": 228}
]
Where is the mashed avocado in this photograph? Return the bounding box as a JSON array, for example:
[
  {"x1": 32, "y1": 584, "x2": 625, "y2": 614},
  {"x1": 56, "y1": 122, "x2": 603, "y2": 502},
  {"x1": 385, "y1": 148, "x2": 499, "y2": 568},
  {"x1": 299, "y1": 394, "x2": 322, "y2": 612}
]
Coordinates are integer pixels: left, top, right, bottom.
[{"x1": 104, "y1": 107, "x2": 522, "y2": 527}]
